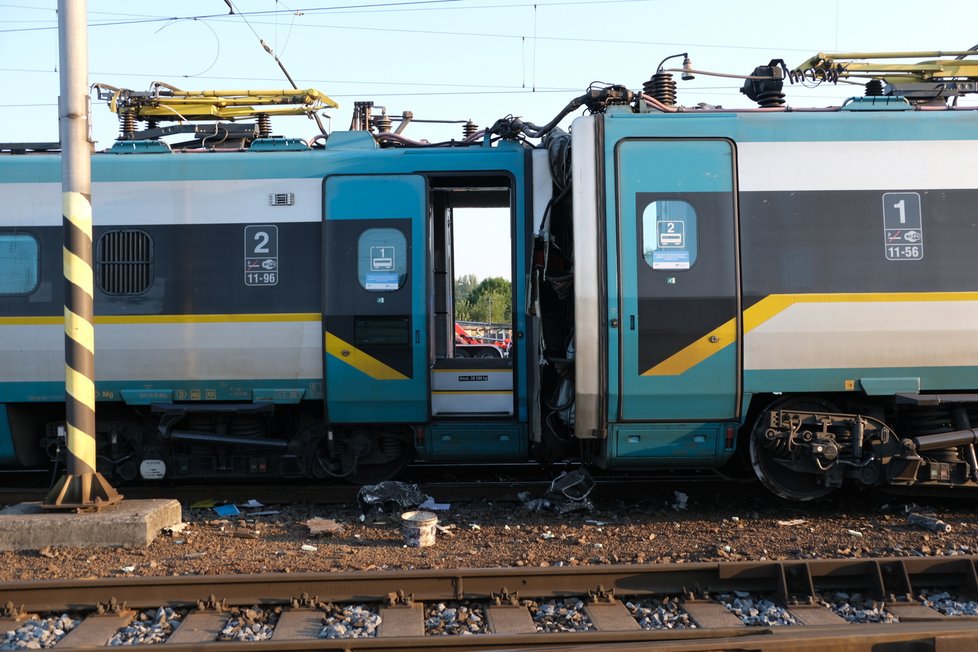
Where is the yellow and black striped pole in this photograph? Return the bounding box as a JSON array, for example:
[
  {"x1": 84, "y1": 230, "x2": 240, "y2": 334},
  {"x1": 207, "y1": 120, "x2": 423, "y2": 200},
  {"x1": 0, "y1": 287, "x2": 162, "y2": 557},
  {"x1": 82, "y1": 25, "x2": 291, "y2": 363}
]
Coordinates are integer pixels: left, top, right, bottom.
[{"x1": 44, "y1": 0, "x2": 121, "y2": 510}]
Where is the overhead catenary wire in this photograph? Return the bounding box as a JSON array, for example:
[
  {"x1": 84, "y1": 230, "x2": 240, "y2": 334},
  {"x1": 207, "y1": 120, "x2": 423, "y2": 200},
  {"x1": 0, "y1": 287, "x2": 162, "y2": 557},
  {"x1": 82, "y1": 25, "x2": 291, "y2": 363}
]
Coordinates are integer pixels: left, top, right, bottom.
[{"x1": 222, "y1": 0, "x2": 328, "y2": 135}]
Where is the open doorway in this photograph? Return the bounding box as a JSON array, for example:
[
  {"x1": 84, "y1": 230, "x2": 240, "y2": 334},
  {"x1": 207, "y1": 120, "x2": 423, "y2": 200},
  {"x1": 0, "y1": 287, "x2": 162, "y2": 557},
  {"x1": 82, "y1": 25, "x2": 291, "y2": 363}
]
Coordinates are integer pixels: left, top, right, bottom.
[
  {"x1": 452, "y1": 206, "x2": 512, "y2": 357},
  {"x1": 429, "y1": 176, "x2": 514, "y2": 416}
]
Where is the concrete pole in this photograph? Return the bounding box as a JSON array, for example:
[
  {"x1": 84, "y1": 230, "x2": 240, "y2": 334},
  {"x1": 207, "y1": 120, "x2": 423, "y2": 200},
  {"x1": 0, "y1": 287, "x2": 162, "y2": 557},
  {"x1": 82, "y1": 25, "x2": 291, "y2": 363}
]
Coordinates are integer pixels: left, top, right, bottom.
[{"x1": 44, "y1": 0, "x2": 121, "y2": 510}]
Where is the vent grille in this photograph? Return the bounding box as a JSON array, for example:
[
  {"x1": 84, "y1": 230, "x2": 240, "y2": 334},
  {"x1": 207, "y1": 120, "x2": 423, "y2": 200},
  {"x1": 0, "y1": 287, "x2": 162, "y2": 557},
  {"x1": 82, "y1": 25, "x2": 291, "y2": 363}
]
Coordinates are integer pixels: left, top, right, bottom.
[
  {"x1": 96, "y1": 229, "x2": 153, "y2": 295},
  {"x1": 269, "y1": 192, "x2": 295, "y2": 207}
]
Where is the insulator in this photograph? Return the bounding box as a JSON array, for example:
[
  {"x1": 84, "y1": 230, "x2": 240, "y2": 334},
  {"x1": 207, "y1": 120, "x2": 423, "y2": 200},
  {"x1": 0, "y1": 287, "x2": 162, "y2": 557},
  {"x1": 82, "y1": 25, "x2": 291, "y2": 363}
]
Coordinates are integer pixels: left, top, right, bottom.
[
  {"x1": 463, "y1": 120, "x2": 478, "y2": 139},
  {"x1": 257, "y1": 113, "x2": 272, "y2": 138},
  {"x1": 754, "y1": 89, "x2": 785, "y2": 108},
  {"x1": 643, "y1": 72, "x2": 676, "y2": 106},
  {"x1": 373, "y1": 112, "x2": 393, "y2": 133},
  {"x1": 865, "y1": 79, "x2": 885, "y2": 96},
  {"x1": 120, "y1": 111, "x2": 137, "y2": 138}
]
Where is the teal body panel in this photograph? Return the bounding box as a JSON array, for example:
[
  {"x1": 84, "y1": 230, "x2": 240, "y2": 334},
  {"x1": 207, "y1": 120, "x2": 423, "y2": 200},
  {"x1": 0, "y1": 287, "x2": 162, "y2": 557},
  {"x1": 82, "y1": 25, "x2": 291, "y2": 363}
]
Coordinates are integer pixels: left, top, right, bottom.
[
  {"x1": 323, "y1": 174, "x2": 429, "y2": 423},
  {"x1": 0, "y1": 379, "x2": 323, "y2": 404},
  {"x1": 594, "y1": 106, "x2": 978, "y2": 469},
  {"x1": 613, "y1": 137, "x2": 739, "y2": 422},
  {"x1": 595, "y1": 108, "x2": 978, "y2": 145},
  {"x1": 423, "y1": 423, "x2": 527, "y2": 461},
  {"x1": 0, "y1": 140, "x2": 533, "y2": 433},
  {"x1": 609, "y1": 422, "x2": 737, "y2": 465},
  {"x1": 743, "y1": 366, "x2": 978, "y2": 395},
  {"x1": 0, "y1": 405, "x2": 15, "y2": 465}
]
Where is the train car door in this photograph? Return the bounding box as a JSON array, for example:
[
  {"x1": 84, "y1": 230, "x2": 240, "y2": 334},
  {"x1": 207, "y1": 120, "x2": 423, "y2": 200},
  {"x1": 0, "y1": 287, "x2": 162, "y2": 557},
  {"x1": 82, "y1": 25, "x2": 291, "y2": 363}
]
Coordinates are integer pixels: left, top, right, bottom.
[
  {"x1": 616, "y1": 139, "x2": 740, "y2": 421},
  {"x1": 323, "y1": 175, "x2": 428, "y2": 423}
]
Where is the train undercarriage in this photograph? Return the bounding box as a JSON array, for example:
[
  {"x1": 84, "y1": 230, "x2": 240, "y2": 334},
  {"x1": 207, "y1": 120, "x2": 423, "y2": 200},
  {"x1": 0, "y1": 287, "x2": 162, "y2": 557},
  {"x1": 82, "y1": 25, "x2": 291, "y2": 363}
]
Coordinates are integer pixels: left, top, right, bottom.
[
  {"x1": 32, "y1": 403, "x2": 414, "y2": 486},
  {"x1": 17, "y1": 391, "x2": 978, "y2": 501},
  {"x1": 749, "y1": 394, "x2": 978, "y2": 500}
]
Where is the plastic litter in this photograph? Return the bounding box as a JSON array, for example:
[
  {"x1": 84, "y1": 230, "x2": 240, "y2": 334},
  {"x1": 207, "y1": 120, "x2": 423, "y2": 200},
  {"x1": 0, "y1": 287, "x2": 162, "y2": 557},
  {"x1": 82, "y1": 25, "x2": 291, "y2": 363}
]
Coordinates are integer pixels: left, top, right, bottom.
[
  {"x1": 213, "y1": 504, "x2": 240, "y2": 517},
  {"x1": 358, "y1": 481, "x2": 430, "y2": 521},
  {"x1": 419, "y1": 496, "x2": 450, "y2": 511},
  {"x1": 519, "y1": 469, "x2": 596, "y2": 514}
]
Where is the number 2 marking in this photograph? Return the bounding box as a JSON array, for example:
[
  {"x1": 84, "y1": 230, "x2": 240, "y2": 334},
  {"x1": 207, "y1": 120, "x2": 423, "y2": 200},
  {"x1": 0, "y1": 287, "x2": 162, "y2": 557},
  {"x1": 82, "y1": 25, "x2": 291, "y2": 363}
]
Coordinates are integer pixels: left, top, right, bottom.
[{"x1": 253, "y1": 231, "x2": 270, "y2": 254}]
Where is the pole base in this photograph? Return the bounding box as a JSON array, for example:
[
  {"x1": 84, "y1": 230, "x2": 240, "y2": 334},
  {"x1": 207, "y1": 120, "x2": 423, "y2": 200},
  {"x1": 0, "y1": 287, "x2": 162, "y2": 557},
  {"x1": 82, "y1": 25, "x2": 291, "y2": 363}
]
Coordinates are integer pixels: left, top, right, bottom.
[{"x1": 42, "y1": 472, "x2": 124, "y2": 511}]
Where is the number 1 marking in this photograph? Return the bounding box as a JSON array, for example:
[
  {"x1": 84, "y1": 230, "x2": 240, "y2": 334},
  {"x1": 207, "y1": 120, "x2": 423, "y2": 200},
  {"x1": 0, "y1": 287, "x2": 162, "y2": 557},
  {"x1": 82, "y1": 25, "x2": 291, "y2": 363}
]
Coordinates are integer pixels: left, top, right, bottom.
[{"x1": 893, "y1": 199, "x2": 906, "y2": 224}]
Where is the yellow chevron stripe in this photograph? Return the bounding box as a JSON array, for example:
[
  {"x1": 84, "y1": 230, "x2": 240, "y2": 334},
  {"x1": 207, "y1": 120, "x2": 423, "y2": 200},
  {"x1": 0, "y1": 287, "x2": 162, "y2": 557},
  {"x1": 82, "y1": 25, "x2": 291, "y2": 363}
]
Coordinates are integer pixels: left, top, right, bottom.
[
  {"x1": 0, "y1": 313, "x2": 321, "y2": 327},
  {"x1": 65, "y1": 364, "x2": 95, "y2": 408},
  {"x1": 643, "y1": 291, "x2": 978, "y2": 376},
  {"x1": 642, "y1": 318, "x2": 737, "y2": 376},
  {"x1": 325, "y1": 331, "x2": 408, "y2": 381},
  {"x1": 63, "y1": 191, "x2": 92, "y2": 236},
  {"x1": 64, "y1": 308, "x2": 95, "y2": 355},
  {"x1": 62, "y1": 247, "x2": 93, "y2": 298}
]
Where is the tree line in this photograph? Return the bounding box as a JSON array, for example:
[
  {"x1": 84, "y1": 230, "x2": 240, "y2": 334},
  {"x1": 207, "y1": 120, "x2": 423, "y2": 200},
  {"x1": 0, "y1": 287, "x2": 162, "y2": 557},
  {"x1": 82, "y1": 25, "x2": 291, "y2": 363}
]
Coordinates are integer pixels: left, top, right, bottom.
[{"x1": 454, "y1": 274, "x2": 511, "y2": 324}]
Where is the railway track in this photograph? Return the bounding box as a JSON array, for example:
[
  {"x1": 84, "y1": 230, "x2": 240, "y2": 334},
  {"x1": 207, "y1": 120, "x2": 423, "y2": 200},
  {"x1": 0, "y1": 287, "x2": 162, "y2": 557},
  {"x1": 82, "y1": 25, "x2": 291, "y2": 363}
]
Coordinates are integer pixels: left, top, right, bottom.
[
  {"x1": 0, "y1": 465, "x2": 736, "y2": 507},
  {"x1": 3, "y1": 557, "x2": 978, "y2": 651}
]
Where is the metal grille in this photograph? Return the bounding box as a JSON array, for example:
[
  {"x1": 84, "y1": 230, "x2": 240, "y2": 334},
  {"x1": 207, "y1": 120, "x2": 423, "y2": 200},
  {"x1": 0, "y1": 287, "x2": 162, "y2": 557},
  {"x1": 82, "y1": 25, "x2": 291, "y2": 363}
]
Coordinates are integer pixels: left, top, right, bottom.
[
  {"x1": 96, "y1": 229, "x2": 153, "y2": 295},
  {"x1": 269, "y1": 192, "x2": 295, "y2": 206}
]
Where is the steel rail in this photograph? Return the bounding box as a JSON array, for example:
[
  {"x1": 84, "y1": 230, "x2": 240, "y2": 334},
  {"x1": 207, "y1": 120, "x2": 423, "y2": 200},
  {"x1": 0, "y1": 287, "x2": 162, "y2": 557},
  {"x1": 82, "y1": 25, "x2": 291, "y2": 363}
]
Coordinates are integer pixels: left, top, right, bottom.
[{"x1": 1, "y1": 556, "x2": 977, "y2": 651}]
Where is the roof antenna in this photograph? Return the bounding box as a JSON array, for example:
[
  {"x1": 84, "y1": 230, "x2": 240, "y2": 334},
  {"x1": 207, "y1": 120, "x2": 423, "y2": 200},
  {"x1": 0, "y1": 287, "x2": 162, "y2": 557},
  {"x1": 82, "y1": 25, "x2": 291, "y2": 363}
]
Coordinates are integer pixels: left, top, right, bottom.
[{"x1": 223, "y1": 0, "x2": 328, "y2": 135}]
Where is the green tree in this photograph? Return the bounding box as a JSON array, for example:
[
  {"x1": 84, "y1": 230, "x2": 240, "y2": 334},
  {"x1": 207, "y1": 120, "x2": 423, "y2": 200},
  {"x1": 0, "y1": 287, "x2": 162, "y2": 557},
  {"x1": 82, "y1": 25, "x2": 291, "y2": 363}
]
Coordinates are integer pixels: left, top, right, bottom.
[
  {"x1": 464, "y1": 277, "x2": 511, "y2": 324},
  {"x1": 454, "y1": 273, "x2": 479, "y2": 305}
]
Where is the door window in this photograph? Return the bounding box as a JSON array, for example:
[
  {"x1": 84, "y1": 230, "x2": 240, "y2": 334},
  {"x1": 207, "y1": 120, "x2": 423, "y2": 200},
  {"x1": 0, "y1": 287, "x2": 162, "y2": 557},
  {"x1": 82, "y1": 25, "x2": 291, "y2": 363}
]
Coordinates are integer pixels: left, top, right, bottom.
[
  {"x1": 358, "y1": 228, "x2": 407, "y2": 291},
  {"x1": 642, "y1": 199, "x2": 698, "y2": 270}
]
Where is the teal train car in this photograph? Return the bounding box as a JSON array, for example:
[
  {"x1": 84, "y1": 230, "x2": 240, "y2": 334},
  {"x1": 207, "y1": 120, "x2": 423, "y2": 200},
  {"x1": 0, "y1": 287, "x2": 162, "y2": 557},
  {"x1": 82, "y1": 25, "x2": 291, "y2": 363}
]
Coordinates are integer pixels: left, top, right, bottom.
[{"x1": 3, "y1": 53, "x2": 978, "y2": 499}]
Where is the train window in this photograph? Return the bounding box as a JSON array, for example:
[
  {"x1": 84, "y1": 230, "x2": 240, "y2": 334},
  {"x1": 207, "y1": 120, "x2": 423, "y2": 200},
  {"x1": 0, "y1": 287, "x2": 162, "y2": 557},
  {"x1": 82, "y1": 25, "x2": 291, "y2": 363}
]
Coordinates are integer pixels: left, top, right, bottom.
[
  {"x1": 0, "y1": 233, "x2": 39, "y2": 295},
  {"x1": 96, "y1": 229, "x2": 153, "y2": 295},
  {"x1": 642, "y1": 199, "x2": 698, "y2": 270},
  {"x1": 358, "y1": 228, "x2": 407, "y2": 292}
]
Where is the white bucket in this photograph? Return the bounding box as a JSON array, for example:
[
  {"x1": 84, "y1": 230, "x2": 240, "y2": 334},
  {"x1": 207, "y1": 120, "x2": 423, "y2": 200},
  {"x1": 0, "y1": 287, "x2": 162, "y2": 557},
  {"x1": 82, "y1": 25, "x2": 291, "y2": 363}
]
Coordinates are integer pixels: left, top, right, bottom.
[{"x1": 401, "y1": 510, "x2": 437, "y2": 547}]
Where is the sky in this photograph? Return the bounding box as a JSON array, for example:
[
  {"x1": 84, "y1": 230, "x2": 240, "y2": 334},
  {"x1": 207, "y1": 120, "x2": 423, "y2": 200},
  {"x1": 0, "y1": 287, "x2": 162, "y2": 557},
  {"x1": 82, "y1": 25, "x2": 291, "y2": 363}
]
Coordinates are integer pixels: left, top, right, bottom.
[{"x1": 2, "y1": 0, "x2": 978, "y2": 278}]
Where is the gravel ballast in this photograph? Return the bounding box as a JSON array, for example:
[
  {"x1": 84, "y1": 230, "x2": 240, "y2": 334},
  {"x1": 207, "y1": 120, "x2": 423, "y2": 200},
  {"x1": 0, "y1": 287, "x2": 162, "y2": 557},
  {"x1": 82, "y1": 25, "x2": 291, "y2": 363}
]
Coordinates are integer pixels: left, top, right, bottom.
[{"x1": 1, "y1": 485, "x2": 977, "y2": 583}]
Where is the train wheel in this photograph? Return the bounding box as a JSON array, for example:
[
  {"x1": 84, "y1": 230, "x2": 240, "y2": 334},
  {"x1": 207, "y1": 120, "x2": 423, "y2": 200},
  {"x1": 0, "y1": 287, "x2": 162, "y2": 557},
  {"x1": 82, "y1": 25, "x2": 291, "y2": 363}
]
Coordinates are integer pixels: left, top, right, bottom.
[
  {"x1": 308, "y1": 424, "x2": 413, "y2": 484},
  {"x1": 749, "y1": 396, "x2": 839, "y2": 501}
]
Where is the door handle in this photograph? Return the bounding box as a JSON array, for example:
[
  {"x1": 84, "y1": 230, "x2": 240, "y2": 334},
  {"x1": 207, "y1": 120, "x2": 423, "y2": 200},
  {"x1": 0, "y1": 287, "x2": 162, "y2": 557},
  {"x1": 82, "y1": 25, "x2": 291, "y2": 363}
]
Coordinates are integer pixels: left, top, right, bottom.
[
  {"x1": 416, "y1": 330, "x2": 420, "y2": 344},
  {"x1": 630, "y1": 315, "x2": 636, "y2": 331}
]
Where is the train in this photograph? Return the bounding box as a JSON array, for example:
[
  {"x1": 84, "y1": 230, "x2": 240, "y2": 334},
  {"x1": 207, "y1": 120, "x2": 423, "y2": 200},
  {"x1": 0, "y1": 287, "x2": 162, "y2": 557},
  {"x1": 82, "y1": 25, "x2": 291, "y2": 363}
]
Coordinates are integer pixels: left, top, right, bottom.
[{"x1": 3, "y1": 51, "x2": 978, "y2": 500}]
